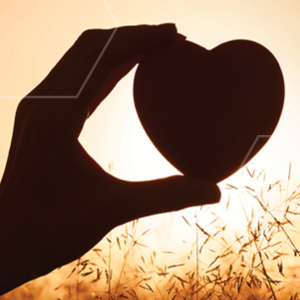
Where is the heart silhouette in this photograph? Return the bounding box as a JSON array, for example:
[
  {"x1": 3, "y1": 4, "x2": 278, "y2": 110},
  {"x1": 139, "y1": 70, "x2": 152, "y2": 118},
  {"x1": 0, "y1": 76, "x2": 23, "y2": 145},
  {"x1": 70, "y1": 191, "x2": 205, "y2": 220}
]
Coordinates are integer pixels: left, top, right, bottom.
[{"x1": 134, "y1": 40, "x2": 284, "y2": 182}]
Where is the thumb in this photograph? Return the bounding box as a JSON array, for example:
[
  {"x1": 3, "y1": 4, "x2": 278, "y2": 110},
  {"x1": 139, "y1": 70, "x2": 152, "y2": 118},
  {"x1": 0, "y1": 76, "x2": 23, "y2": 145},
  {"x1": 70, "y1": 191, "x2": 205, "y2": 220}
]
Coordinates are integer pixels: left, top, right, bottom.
[{"x1": 119, "y1": 176, "x2": 221, "y2": 220}]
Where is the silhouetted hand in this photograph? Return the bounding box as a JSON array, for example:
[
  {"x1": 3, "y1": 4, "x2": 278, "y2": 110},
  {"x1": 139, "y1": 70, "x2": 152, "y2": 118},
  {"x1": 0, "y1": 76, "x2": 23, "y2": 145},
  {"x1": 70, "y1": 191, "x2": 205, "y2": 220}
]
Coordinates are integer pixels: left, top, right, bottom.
[{"x1": 0, "y1": 24, "x2": 220, "y2": 294}]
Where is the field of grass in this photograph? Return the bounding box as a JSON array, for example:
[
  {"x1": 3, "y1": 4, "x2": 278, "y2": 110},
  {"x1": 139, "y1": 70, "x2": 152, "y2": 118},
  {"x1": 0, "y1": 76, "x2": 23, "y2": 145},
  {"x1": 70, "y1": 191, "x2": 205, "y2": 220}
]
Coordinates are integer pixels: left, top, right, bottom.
[{"x1": 2, "y1": 165, "x2": 300, "y2": 300}]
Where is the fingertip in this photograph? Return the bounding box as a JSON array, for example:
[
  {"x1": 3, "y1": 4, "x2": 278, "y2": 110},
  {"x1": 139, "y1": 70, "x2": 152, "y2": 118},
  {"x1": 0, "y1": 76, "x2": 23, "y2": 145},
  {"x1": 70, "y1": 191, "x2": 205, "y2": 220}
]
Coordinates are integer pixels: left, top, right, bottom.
[
  {"x1": 206, "y1": 182, "x2": 221, "y2": 204},
  {"x1": 200, "y1": 180, "x2": 221, "y2": 204},
  {"x1": 176, "y1": 33, "x2": 187, "y2": 40},
  {"x1": 158, "y1": 23, "x2": 177, "y2": 35},
  {"x1": 182, "y1": 177, "x2": 221, "y2": 206}
]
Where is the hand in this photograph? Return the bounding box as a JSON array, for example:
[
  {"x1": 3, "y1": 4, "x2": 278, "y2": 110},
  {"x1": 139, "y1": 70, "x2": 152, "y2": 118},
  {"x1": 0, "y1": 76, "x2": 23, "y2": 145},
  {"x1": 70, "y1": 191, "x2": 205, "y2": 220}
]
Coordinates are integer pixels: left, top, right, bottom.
[{"x1": 0, "y1": 24, "x2": 220, "y2": 294}]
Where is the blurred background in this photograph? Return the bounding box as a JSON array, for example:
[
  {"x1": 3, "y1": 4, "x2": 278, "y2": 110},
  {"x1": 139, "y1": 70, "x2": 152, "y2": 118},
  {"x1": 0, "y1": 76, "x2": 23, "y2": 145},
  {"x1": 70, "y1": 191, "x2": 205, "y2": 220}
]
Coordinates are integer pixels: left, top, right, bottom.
[{"x1": 1, "y1": 0, "x2": 300, "y2": 298}]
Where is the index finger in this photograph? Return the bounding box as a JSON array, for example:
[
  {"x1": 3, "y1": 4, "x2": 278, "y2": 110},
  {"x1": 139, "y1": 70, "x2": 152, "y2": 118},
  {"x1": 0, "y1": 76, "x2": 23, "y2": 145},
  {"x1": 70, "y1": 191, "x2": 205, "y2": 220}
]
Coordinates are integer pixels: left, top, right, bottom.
[
  {"x1": 52, "y1": 24, "x2": 178, "y2": 112},
  {"x1": 28, "y1": 25, "x2": 163, "y2": 97}
]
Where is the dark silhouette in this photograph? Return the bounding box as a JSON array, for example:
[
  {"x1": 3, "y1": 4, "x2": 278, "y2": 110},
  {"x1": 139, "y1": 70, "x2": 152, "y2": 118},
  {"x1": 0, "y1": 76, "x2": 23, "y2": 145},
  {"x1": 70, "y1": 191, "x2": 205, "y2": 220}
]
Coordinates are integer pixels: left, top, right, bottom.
[{"x1": 0, "y1": 24, "x2": 221, "y2": 295}]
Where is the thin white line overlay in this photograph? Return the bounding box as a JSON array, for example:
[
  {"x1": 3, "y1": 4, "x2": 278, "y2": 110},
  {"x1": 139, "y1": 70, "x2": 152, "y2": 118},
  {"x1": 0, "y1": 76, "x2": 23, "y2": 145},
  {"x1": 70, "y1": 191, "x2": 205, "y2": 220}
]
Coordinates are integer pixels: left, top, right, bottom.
[
  {"x1": 239, "y1": 134, "x2": 300, "y2": 170},
  {"x1": 0, "y1": 0, "x2": 119, "y2": 99}
]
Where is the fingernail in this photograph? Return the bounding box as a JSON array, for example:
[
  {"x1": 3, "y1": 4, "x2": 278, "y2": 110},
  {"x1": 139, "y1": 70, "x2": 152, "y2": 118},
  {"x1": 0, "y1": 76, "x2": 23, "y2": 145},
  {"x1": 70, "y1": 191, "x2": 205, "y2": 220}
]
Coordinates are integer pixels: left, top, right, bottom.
[{"x1": 177, "y1": 33, "x2": 187, "y2": 40}]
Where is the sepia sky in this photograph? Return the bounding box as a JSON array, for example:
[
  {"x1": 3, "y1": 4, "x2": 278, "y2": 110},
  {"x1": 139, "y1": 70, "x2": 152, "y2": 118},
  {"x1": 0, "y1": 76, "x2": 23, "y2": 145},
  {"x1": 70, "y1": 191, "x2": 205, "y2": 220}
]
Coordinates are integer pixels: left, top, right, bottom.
[{"x1": 1, "y1": 0, "x2": 300, "y2": 296}]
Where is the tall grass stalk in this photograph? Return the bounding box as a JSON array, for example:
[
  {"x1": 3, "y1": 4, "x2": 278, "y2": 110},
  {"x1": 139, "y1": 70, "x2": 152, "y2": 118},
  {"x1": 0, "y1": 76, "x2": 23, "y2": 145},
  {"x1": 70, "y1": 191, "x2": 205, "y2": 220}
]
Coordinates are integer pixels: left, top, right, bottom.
[{"x1": 54, "y1": 165, "x2": 300, "y2": 300}]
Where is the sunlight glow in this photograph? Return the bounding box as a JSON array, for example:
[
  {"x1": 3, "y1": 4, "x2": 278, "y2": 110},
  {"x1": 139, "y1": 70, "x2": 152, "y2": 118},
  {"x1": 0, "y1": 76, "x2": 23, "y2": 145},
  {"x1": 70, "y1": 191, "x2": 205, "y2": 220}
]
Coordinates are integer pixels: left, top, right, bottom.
[{"x1": 2, "y1": 0, "x2": 300, "y2": 298}]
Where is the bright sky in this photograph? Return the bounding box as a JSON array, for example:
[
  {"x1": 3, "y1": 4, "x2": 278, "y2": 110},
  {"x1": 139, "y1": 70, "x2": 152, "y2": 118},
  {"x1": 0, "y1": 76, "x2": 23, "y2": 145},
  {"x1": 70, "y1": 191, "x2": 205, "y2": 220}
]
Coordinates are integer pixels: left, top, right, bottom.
[{"x1": 1, "y1": 0, "x2": 300, "y2": 295}]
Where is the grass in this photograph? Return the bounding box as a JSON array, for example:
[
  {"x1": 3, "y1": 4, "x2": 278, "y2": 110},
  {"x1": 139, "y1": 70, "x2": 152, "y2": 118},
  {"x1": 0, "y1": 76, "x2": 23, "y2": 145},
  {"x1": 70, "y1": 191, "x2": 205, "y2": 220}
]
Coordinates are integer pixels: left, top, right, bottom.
[{"x1": 2, "y1": 164, "x2": 300, "y2": 300}]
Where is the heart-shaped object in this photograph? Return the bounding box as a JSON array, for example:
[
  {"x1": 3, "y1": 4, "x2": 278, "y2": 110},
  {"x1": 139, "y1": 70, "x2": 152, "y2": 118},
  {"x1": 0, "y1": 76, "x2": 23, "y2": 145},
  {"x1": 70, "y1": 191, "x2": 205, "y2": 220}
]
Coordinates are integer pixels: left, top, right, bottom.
[{"x1": 133, "y1": 40, "x2": 284, "y2": 182}]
